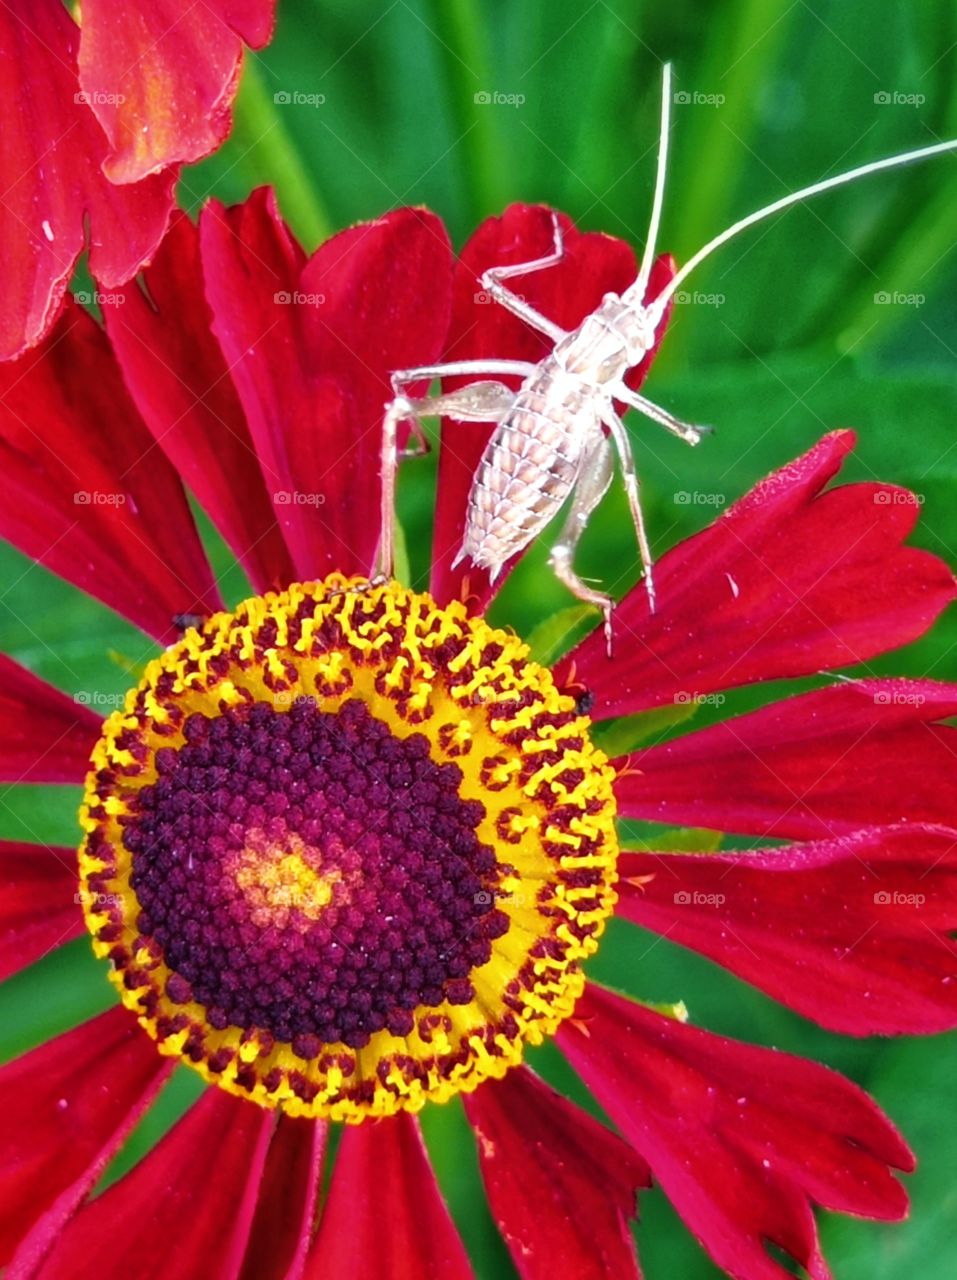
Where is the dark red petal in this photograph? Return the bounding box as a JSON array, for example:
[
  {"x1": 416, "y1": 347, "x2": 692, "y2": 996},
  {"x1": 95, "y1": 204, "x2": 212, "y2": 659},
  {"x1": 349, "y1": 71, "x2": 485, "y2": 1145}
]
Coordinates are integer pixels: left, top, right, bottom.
[
  {"x1": 28, "y1": 1089, "x2": 273, "y2": 1280},
  {"x1": 0, "y1": 1008, "x2": 171, "y2": 1272},
  {"x1": 202, "y1": 193, "x2": 453, "y2": 581},
  {"x1": 0, "y1": 656, "x2": 99, "y2": 783},
  {"x1": 240, "y1": 1116, "x2": 326, "y2": 1280},
  {"x1": 431, "y1": 203, "x2": 674, "y2": 608},
  {"x1": 305, "y1": 1113, "x2": 473, "y2": 1280},
  {"x1": 464, "y1": 1065, "x2": 648, "y2": 1280},
  {"x1": 561, "y1": 432, "x2": 956, "y2": 716},
  {"x1": 0, "y1": 1, "x2": 174, "y2": 361},
  {"x1": 618, "y1": 824, "x2": 957, "y2": 1035},
  {"x1": 78, "y1": 0, "x2": 276, "y2": 184},
  {"x1": 104, "y1": 212, "x2": 294, "y2": 594},
  {"x1": 0, "y1": 840, "x2": 83, "y2": 981},
  {"x1": 0, "y1": 302, "x2": 221, "y2": 642},
  {"x1": 617, "y1": 678, "x2": 957, "y2": 841},
  {"x1": 559, "y1": 985, "x2": 913, "y2": 1280}
]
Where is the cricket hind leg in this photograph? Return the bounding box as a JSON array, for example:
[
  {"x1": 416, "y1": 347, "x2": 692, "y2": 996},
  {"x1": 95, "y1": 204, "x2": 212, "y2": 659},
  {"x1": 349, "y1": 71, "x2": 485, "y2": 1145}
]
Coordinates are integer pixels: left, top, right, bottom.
[
  {"x1": 601, "y1": 405, "x2": 657, "y2": 620},
  {"x1": 376, "y1": 367, "x2": 528, "y2": 581},
  {"x1": 479, "y1": 212, "x2": 569, "y2": 343},
  {"x1": 548, "y1": 430, "x2": 618, "y2": 653}
]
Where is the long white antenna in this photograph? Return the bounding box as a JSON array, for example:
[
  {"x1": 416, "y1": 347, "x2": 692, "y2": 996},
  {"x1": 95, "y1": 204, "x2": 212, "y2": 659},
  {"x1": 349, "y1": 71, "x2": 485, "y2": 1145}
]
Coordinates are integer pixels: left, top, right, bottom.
[
  {"x1": 627, "y1": 62, "x2": 673, "y2": 303},
  {"x1": 647, "y1": 136, "x2": 957, "y2": 326}
]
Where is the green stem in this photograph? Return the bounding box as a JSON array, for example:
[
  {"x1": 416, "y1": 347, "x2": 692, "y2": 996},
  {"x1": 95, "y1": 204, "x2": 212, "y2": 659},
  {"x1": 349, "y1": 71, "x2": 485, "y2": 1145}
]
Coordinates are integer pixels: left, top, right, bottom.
[
  {"x1": 835, "y1": 181, "x2": 957, "y2": 355},
  {"x1": 657, "y1": 0, "x2": 799, "y2": 373},
  {"x1": 229, "y1": 55, "x2": 335, "y2": 250},
  {"x1": 421, "y1": 0, "x2": 510, "y2": 221}
]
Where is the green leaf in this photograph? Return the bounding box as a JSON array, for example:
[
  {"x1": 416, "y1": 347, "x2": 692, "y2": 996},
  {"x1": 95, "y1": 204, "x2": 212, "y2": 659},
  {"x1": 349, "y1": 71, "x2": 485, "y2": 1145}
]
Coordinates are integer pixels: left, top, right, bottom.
[
  {"x1": 592, "y1": 699, "x2": 700, "y2": 755},
  {"x1": 620, "y1": 827, "x2": 724, "y2": 854},
  {"x1": 524, "y1": 603, "x2": 600, "y2": 667},
  {"x1": 819, "y1": 1033, "x2": 957, "y2": 1278}
]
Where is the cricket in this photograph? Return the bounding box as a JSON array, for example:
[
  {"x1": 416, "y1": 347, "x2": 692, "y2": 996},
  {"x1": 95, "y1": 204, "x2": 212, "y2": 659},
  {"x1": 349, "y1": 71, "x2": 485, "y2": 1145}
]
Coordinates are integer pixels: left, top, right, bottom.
[{"x1": 378, "y1": 62, "x2": 957, "y2": 650}]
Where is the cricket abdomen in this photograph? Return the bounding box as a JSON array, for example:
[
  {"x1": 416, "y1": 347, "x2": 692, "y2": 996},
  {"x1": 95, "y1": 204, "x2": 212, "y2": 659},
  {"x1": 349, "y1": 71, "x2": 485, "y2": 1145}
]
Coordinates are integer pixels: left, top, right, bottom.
[{"x1": 458, "y1": 364, "x2": 601, "y2": 579}]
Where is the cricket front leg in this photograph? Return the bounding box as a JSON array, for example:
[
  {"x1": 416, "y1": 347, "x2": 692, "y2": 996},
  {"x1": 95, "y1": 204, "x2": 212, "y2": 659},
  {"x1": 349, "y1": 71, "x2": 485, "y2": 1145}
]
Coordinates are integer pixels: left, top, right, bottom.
[
  {"x1": 479, "y1": 213, "x2": 569, "y2": 343},
  {"x1": 548, "y1": 430, "x2": 617, "y2": 653}
]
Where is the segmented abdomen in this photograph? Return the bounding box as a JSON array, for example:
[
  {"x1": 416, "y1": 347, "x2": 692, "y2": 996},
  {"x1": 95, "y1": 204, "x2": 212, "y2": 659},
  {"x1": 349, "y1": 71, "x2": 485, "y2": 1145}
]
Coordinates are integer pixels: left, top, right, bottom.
[{"x1": 461, "y1": 365, "x2": 598, "y2": 576}]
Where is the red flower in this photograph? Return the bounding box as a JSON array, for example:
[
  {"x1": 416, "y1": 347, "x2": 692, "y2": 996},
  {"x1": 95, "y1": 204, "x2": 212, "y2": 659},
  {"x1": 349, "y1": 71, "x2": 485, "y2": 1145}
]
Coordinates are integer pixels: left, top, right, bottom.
[
  {"x1": 0, "y1": 0, "x2": 276, "y2": 361},
  {"x1": 0, "y1": 198, "x2": 955, "y2": 1280}
]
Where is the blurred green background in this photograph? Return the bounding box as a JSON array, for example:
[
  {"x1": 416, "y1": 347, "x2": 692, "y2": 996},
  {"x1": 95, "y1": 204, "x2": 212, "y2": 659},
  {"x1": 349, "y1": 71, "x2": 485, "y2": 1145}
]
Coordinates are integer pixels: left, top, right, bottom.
[{"x1": 3, "y1": 0, "x2": 957, "y2": 1275}]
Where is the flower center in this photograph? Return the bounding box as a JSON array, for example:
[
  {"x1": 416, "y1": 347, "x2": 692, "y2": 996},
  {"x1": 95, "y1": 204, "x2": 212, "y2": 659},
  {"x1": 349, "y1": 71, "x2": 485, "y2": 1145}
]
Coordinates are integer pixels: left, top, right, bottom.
[
  {"x1": 126, "y1": 697, "x2": 504, "y2": 1048},
  {"x1": 79, "y1": 577, "x2": 618, "y2": 1120}
]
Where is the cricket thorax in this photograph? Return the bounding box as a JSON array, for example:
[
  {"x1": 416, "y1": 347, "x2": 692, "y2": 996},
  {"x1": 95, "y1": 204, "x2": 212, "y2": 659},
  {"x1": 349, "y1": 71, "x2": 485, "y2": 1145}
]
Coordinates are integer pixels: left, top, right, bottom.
[{"x1": 554, "y1": 295, "x2": 650, "y2": 382}]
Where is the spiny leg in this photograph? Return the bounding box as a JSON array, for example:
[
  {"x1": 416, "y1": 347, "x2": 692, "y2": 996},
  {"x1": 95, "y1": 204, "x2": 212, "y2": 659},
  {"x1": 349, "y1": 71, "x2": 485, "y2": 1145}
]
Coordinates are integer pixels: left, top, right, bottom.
[
  {"x1": 479, "y1": 212, "x2": 569, "y2": 343},
  {"x1": 548, "y1": 429, "x2": 617, "y2": 652},
  {"x1": 601, "y1": 406, "x2": 656, "y2": 617},
  {"x1": 615, "y1": 383, "x2": 711, "y2": 446}
]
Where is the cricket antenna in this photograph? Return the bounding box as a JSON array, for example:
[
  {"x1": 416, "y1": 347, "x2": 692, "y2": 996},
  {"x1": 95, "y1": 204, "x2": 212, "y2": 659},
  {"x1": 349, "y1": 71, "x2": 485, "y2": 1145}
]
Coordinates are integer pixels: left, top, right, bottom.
[
  {"x1": 627, "y1": 61, "x2": 673, "y2": 303},
  {"x1": 646, "y1": 135, "x2": 957, "y2": 328}
]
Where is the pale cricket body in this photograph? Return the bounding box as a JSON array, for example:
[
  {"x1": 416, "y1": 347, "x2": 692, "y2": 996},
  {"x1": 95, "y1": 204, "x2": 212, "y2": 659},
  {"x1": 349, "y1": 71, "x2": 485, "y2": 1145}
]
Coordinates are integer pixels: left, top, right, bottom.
[{"x1": 378, "y1": 63, "x2": 957, "y2": 649}]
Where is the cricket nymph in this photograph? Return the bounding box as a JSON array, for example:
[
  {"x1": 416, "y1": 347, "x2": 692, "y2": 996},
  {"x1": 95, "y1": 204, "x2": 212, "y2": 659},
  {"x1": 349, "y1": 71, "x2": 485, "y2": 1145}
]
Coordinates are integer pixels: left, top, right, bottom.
[
  {"x1": 455, "y1": 294, "x2": 656, "y2": 584},
  {"x1": 376, "y1": 61, "x2": 957, "y2": 652}
]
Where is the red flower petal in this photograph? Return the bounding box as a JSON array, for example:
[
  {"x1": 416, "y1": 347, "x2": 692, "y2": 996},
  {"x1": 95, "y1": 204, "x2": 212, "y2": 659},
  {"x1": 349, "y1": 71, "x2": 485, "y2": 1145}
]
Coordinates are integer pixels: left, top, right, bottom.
[
  {"x1": 561, "y1": 432, "x2": 956, "y2": 717},
  {"x1": 240, "y1": 1117, "x2": 326, "y2": 1280},
  {"x1": 0, "y1": 1008, "x2": 171, "y2": 1272},
  {"x1": 0, "y1": 656, "x2": 99, "y2": 783},
  {"x1": 463, "y1": 1065, "x2": 648, "y2": 1280},
  {"x1": 0, "y1": 841, "x2": 83, "y2": 981},
  {"x1": 0, "y1": 1, "x2": 174, "y2": 360},
  {"x1": 77, "y1": 0, "x2": 276, "y2": 183},
  {"x1": 558, "y1": 985, "x2": 913, "y2": 1280},
  {"x1": 0, "y1": 302, "x2": 221, "y2": 643},
  {"x1": 104, "y1": 212, "x2": 294, "y2": 594},
  {"x1": 201, "y1": 192, "x2": 453, "y2": 581},
  {"x1": 616, "y1": 679, "x2": 957, "y2": 840},
  {"x1": 430, "y1": 203, "x2": 673, "y2": 608},
  {"x1": 305, "y1": 1112, "x2": 472, "y2": 1279},
  {"x1": 27, "y1": 1089, "x2": 274, "y2": 1280},
  {"x1": 618, "y1": 824, "x2": 957, "y2": 1035}
]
